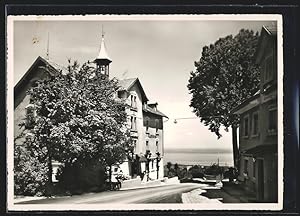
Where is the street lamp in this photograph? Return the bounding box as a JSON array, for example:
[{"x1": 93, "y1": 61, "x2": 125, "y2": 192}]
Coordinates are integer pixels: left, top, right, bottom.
[{"x1": 173, "y1": 115, "x2": 223, "y2": 124}]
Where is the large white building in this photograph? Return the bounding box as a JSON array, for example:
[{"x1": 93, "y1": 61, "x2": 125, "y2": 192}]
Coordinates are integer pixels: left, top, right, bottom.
[{"x1": 95, "y1": 34, "x2": 168, "y2": 180}]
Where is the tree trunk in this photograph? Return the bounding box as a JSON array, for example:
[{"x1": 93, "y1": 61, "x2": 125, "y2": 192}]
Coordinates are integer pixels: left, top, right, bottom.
[{"x1": 231, "y1": 125, "x2": 239, "y2": 168}]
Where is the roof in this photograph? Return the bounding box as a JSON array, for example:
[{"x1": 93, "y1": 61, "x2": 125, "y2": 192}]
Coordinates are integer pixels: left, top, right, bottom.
[
  {"x1": 255, "y1": 25, "x2": 277, "y2": 64},
  {"x1": 118, "y1": 78, "x2": 137, "y2": 90},
  {"x1": 263, "y1": 25, "x2": 277, "y2": 36},
  {"x1": 143, "y1": 104, "x2": 168, "y2": 118},
  {"x1": 118, "y1": 78, "x2": 149, "y2": 102},
  {"x1": 14, "y1": 56, "x2": 62, "y2": 93},
  {"x1": 95, "y1": 36, "x2": 112, "y2": 62}
]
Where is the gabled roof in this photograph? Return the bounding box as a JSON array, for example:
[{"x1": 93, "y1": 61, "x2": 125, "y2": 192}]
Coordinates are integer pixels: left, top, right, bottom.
[
  {"x1": 118, "y1": 78, "x2": 149, "y2": 102},
  {"x1": 263, "y1": 25, "x2": 277, "y2": 36},
  {"x1": 143, "y1": 104, "x2": 168, "y2": 118},
  {"x1": 14, "y1": 56, "x2": 63, "y2": 94},
  {"x1": 255, "y1": 25, "x2": 277, "y2": 64}
]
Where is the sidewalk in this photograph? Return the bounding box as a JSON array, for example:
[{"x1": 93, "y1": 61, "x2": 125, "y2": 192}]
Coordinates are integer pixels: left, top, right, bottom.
[
  {"x1": 222, "y1": 182, "x2": 256, "y2": 202},
  {"x1": 182, "y1": 188, "x2": 222, "y2": 204},
  {"x1": 202, "y1": 181, "x2": 257, "y2": 203}
]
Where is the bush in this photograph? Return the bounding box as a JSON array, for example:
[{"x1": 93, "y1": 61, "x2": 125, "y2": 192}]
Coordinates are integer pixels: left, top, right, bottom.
[
  {"x1": 204, "y1": 164, "x2": 224, "y2": 175},
  {"x1": 56, "y1": 161, "x2": 106, "y2": 194},
  {"x1": 14, "y1": 144, "x2": 49, "y2": 196},
  {"x1": 189, "y1": 165, "x2": 205, "y2": 178},
  {"x1": 224, "y1": 167, "x2": 238, "y2": 181}
]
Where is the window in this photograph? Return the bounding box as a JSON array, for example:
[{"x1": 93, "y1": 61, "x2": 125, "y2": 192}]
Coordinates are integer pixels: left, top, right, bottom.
[
  {"x1": 132, "y1": 139, "x2": 137, "y2": 152},
  {"x1": 146, "y1": 140, "x2": 149, "y2": 150},
  {"x1": 130, "y1": 95, "x2": 133, "y2": 107},
  {"x1": 134, "y1": 96, "x2": 137, "y2": 108},
  {"x1": 156, "y1": 141, "x2": 159, "y2": 151},
  {"x1": 244, "y1": 159, "x2": 248, "y2": 174},
  {"x1": 268, "y1": 108, "x2": 277, "y2": 133},
  {"x1": 130, "y1": 95, "x2": 137, "y2": 109},
  {"x1": 130, "y1": 116, "x2": 137, "y2": 131},
  {"x1": 134, "y1": 117, "x2": 137, "y2": 130},
  {"x1": 252, "y1": 112, "x2": 259, "y2": 136},
  {"x1": 243, "y1": 116, "x2": 249, "y2": 137}
]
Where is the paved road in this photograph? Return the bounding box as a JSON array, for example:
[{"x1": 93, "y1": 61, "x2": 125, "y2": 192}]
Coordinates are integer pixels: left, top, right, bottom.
[{"x1": 16, "y1": 183, "x2": 202, "y2": 204}]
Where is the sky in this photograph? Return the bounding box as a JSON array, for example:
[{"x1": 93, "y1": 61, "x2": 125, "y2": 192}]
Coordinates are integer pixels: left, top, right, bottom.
[{"x1": 12, "y1": 17, "x2": 274, "y2": 154}]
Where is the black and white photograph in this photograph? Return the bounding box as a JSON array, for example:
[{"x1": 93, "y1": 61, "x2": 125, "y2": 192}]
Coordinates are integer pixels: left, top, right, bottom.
[{"x1": 6, "y1": 15, "x2": 283, "y2": 210}]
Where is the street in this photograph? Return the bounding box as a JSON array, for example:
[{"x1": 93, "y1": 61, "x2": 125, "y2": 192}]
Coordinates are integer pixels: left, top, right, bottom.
[{"x1": 15, "y1": 183, "x2": 203, "y2": 204}]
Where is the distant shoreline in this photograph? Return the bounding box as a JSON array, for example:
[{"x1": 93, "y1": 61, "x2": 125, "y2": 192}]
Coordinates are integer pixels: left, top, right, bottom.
[
  {"x1": 164, "y1": 148, "x2": 233, "y2": 154},
  {"x1": 163, "y1": 149, "x2": 234, "y2": 167},
  {"x1": 163, "y1": 162, "x2": 231, "y2": 168}
]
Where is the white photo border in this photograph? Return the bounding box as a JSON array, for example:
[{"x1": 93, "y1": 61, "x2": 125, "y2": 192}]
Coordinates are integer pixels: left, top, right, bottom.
[{"x1": 6, "y1": 14, "x2": 283, "y2": 211}]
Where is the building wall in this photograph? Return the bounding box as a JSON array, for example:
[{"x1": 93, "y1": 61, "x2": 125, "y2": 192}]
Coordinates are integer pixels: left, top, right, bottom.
[
  {"x1": 125, "y1": 83, "x2": 144, "y2": 154},
  {"x1": 14, "y1": 67, "x2": 50, "y2": 145},
  {"x1": 118, "y1": 82, "x2": 165, "y2": 180},
  {"x1": 238, "y1": 30, "x2": 278, "y2": 202},
  {"x1": 142, "y1": 113, "x2": 164, "y2": 179},
  {"x1": 14, "y1": 94, "x2": 30, "y2": 146}
]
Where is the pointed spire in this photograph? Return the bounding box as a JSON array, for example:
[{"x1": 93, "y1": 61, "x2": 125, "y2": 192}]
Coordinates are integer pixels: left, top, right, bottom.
[
  {"x1": 95, "y1": 26, "x2": 112, "y2": 63},
  {"x1": 94, "y1": 26, "x2": 112, "y2": 78}
]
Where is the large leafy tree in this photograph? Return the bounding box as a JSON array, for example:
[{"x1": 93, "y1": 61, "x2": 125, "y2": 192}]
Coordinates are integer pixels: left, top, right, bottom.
[
  {"x1": 187, "y1": 29, "x2": 260, "y2": 167},
  {"x1": 15, "y1": 61, "x2": 133, "y2": 195}
]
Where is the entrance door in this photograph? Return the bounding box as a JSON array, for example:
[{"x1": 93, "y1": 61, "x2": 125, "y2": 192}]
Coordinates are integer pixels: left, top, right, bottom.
[{"x1": 257, "y1": 159, "x2": 264, "y2": 201}]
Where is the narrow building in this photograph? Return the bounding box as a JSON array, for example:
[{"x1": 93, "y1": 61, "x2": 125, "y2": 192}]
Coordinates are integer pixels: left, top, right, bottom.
[{"x1": 232, "y1": 25, "x2": 278, "y2": 202}]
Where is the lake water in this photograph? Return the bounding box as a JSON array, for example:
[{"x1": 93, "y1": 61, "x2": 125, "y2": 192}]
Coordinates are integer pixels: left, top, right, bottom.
[{"x1": 163, "y1": 151, "x2": 234, "y2": 167}]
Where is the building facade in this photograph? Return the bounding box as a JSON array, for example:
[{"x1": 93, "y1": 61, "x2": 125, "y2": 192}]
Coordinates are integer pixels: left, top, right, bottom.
[
  {"x1": 116, "y1": 79, "x2": 167, "y2": 180},
  {"x1": 232, "y1": 25, "x2": 278, "y2": 202}
]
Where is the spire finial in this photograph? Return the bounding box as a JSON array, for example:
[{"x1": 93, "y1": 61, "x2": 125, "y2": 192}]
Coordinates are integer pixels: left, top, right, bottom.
[
  {"x1": 46, "y1": 32, "x2": 50, "y2": 60},
  {"x1": 101, "y1": 25, "x2": 105, "y2": 38}
]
